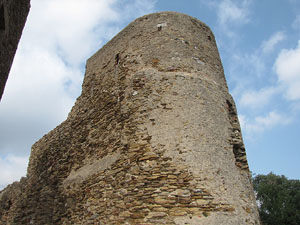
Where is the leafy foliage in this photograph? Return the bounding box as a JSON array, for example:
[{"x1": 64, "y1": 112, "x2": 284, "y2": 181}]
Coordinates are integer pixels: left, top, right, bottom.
[{"x1": 252, "y1": 173, "x2": 300, "y2": 225}]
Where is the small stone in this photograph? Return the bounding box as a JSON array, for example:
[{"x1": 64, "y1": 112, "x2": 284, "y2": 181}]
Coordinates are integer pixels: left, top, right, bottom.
[
  {"x1": 130, "y1": 212, "x2": 145, "y2": 219},
  {"x1": 192, "y1": 56, "x2": 205, "y2": 65},
  {"x1": 148, "y1": 175, "x2": 160, "y2": 180},
  {"x1": 153, "y1": 207, "x2": 168, "y2": 212},
  {"x1": 160, "y1": 186, "x2": 169, "y2": 190},
  {"x1": 153, "y1": 188, "x2": 162, "y2": 193},
  {"x1": 116, "y1": 201, "x2": 126, "y2": 209},
  {"x1": 147, "y1": 212, "x2": 167, "y2": 218},
  {"x1": 169, "y1": 189, "x2": 191, "y2": 198},
  {"x1": 196, "y1": 199, "x2": 208, "y2": 205},
  {"x1": 168, "y1": 185, "x2": 178, "y2": 189},
  {"x1": 139, "y1": 152, "x2": 159, "y2": 161},
  {"x1": 170, "y1": 210, "x2": 187, "y2": 216},
  {"x1": 193, "y1": 188, "x2": 203, "y2": 193},
  {"x1": 168, "y1": 175, "x2": 178, "y2": 179},
  {"x1": 156, "y1": 22, "x2": 167, "y2": 28},
  {"x1": 154, "y1": 197, "x2": 176, "y2": 205},
  {"x1": 179, "y1": 197, "x2": 192, "y2": 204},
  {"x1": 89, "y1": 213, "x2": 100, "y2": 220},
  {"x1": 245, "y1": 207, "x2": 252, "y2": 213}
]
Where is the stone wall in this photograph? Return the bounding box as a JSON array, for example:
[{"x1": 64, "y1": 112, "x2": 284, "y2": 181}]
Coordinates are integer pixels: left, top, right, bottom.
[
  {"x1": 0, "y1": 0, "x2": 30, "y2": 101},
  {"x1": 0, "y1": 12, "x2": 260, "y2": 224}
]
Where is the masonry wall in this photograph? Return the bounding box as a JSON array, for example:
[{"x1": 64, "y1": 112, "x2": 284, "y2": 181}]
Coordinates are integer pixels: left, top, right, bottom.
[
  {"x1": 0, "y1": 0, "x2": 30, "y2": 101},
  {"x1": 0, "y1": 12, "x2": 260, "y2": 224}
]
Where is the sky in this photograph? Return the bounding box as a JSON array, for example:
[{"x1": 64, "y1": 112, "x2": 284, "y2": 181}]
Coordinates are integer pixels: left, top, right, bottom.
[{"x1": 0, "y1": 0, "x2": 299, "y2": 190}]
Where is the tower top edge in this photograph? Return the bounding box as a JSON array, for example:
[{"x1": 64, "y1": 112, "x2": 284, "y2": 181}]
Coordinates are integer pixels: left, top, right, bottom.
[
  {"x1": 135, "y1": 11, "x2": 211, "y2": 29},
  {"x1": 87, "y1": 11, "x2": 214, "y2": 64}
]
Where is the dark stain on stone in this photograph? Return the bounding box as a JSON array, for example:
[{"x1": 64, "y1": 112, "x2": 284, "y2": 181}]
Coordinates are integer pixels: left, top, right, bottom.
[
  {"x1": 115, "y1": 53, "x2": 120, "y2": 65},
  {"x1": 0, "y1": 5, "x2": 5, "y2": 31}
]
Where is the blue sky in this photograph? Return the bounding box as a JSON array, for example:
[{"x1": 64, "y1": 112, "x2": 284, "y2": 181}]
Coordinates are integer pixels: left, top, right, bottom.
[{"x1": 1, "y1": 0, "x2": 300, "y2": 190}]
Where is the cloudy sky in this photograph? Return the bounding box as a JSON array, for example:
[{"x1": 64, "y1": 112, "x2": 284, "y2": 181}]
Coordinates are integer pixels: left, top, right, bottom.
[{"x1": 1, "y1": 0, "x2": 300, "y2": 190}]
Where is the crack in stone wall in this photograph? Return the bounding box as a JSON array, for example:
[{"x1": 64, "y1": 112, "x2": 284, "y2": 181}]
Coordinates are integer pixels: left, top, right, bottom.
[{"x1": 226, "y1": 99, "x2": 249, "y2": 170}]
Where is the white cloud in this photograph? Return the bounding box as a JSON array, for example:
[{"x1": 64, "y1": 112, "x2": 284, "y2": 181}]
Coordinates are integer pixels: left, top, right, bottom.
[
  {"x1": 217, "y1": 0, "x2": 250, "y2": 26},
  {"x1": 233, "y1": 32, "x2": 285, "y2": 81},
  {"x1": 262, "y1": 32, "x2": 286, "y2": 54},
  {"x1": 0, "y1": 48, "x2": 80, "y2": 156},
  {"x1": 238, "y1": 114, "x2": 247, "y2": 131},
  {"x1": 274, "y1": 40, "x2": 300, "y2": 100},
  {"x1": 292, "y1": 15, "x2": 300, "y2": 30},
  {"x1": 199, "y1": 0, "x2": 251, "y2": 37},
  {"x1": 240, "y1": 111, "x2": 291, "y2": 137},
  {"x1": 0, "y1": 155, "x2": 29, "y2": 190},
  {"x1": 230, "y1": 50, "x2": 266, "y2": 81},
  {"x1": 235, "y1": 38, "x2": 300, "y2": 141},
  {"x1": 239, "y1": 87, "x2": 278, "y2": 109},
  {"x1": 289, "y1": 0, "x2": 298, "y2": 4},
  {"x1": 0, "y1": 0, "x2": 156, "y2": 190},
  {"x1": 255, "y1": 111, "x2": 288, "y2": 127},
  {"x1": 247, "y1": 53, "x2": 266, "y2": 77},
  {"x1": 229, "y1": 31, "x2": 288, "y2": 105},
  {"x1": 24, "y1": 0, "x2": 121, "y2": 66},
  {"x1": 119, "y1": 0, "x2": 157, "y2": 20}
]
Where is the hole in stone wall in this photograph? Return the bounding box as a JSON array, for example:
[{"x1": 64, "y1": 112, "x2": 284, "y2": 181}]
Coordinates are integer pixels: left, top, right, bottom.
[
  {"x1": 115, "y1": 53, "x2": 120, "y2": 65},
  {"x1": 0, "y1": 5, "x2": 5, "y2": 31}
]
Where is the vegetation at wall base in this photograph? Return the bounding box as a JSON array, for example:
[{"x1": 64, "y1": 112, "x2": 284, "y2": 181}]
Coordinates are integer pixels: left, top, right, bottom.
[{"x1": 252, "y1": 172, "x2": 300, "y2": 225}]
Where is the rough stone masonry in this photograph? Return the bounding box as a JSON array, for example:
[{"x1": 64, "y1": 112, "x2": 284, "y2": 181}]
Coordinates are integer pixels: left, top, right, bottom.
[{"x1": 0, "y1": 12, "x2": 260, "y2": 224}]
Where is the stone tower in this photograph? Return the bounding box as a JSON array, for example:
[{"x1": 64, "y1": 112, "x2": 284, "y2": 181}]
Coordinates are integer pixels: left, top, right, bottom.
[{"x1": 0, "y1": 12, "x2": 260, "y2": 224}]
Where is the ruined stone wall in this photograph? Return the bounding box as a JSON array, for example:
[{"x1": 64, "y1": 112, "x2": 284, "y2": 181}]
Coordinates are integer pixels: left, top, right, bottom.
[
  {"x1": 0, "y1": 0, "x2": 30, "y2": 101},
  {"x1": 0, "y1": 12, "x2": 260, "y2": 224}
]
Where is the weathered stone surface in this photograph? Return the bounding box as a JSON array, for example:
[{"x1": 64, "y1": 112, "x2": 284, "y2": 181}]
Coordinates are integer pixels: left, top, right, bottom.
[
  {"x1": 0, "y1": 12, "x2": 260, "y2": 224},
  {"x1": 0, "y1": 0, "x2": 30, "y2": 101}
]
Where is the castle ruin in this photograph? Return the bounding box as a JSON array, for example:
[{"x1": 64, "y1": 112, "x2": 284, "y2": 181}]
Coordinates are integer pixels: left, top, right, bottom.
[{"x1": 0, "y1": 12, "x2": 260, "y2": 224}]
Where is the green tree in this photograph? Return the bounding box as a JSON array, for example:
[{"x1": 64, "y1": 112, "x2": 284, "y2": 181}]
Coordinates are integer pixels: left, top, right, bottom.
[{"x1": 252, "y1": 173, "x2": 300, "y2": 225}]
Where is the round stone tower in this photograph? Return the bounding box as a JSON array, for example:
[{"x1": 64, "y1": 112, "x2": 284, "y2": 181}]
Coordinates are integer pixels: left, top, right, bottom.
[{"x1": 0, "y1": 12, "x2": 260, "y2": 224}]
